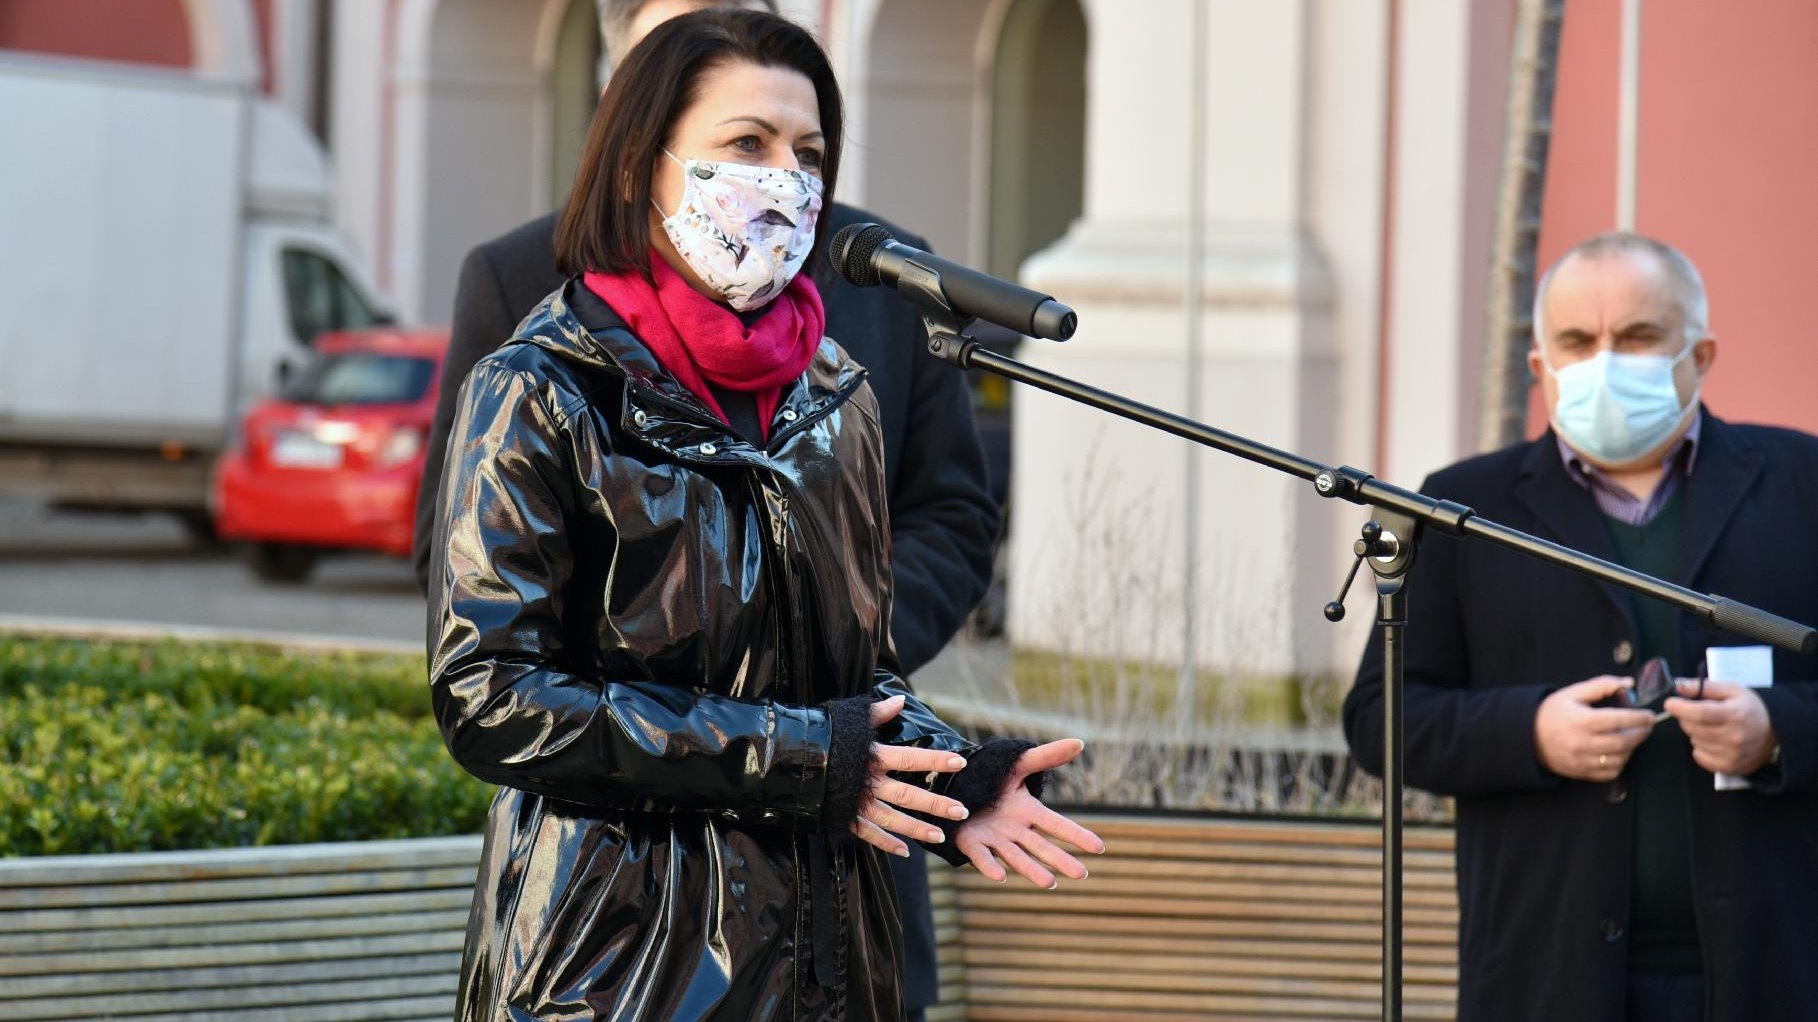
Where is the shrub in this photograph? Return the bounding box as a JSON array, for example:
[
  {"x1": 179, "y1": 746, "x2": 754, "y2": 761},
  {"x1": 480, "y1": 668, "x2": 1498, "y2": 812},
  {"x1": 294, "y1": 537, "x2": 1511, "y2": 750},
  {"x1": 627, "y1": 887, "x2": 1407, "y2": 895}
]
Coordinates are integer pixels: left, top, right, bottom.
[{"x1": 0, "y1": 634, "x2": 492, "y2": 856}]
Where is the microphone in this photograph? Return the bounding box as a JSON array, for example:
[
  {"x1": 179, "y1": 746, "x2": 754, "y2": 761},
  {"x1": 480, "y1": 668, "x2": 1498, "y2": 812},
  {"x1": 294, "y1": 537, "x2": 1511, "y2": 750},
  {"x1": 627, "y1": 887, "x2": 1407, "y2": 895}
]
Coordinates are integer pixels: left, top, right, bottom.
[{"x1": 831, "y1": 223, "x2": 1077, "y2": 341}]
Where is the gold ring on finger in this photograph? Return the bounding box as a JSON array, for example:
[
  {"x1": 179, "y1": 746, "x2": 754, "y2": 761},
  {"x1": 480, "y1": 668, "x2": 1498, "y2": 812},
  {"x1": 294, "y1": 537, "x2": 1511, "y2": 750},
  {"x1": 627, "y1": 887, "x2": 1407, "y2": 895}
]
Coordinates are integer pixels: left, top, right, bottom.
[{"x1": 1598, "y1": 754, "x2": 1608, "y2": 768}]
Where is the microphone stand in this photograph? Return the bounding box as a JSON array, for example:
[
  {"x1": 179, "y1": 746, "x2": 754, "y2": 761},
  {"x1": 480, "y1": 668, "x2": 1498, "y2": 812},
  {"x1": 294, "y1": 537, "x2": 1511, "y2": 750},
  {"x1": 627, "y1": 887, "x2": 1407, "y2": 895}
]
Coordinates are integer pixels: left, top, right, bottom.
[{"x1": 905, "y1": 297, "x2": 1818, "y2": 1021}]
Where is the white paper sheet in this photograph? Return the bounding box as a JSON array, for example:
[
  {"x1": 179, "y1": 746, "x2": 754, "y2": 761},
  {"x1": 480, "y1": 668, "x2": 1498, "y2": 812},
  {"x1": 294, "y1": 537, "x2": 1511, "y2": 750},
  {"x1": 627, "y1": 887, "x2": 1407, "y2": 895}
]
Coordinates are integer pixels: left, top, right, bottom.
[{"x1": 1704, "y1": 645, "x2": 1773, "y2": 791}]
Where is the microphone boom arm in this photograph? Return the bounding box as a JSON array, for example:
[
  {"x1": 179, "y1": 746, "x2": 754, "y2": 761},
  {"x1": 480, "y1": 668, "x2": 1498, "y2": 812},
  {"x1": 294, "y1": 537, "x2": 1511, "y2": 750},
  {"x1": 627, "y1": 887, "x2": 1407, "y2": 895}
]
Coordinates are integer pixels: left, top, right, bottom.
[{"x1": 907, "y1": 303, "x2": 1816, "y2": 1022}]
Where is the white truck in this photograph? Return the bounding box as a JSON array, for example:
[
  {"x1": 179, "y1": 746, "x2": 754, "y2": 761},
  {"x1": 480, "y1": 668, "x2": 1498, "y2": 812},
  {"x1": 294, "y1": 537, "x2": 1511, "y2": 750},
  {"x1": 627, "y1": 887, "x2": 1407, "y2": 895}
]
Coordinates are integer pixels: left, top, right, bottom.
[{"x1": 0, "y1": 54, "x2": 392, "y2": 539}]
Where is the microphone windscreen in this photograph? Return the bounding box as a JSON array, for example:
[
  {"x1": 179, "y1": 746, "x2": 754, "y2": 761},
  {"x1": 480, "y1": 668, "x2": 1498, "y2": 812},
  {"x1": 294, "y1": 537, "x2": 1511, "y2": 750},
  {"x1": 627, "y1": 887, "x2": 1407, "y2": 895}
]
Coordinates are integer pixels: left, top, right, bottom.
[{"x1": 831, "y1": 222, "x2": 892, "y2": 287}]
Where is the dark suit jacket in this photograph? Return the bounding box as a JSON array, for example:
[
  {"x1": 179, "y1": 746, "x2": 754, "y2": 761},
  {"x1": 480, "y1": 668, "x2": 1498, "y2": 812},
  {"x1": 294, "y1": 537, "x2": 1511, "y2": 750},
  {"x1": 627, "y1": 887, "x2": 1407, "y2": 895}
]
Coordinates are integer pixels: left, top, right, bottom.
[
  {"x1": 1343, "y1": 411, "x2": 1818, "y2": 1022},
  {"x1": 414, "y1": 202, "x2": 998, "y2": 1011}
]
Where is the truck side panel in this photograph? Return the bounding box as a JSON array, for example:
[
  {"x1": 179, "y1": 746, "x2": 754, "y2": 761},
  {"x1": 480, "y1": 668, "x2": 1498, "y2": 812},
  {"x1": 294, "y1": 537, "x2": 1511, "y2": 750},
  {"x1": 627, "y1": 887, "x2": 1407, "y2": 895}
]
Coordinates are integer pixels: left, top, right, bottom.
[{"x1": 0, "y1": 59, "x2": 241, "y2": 447}]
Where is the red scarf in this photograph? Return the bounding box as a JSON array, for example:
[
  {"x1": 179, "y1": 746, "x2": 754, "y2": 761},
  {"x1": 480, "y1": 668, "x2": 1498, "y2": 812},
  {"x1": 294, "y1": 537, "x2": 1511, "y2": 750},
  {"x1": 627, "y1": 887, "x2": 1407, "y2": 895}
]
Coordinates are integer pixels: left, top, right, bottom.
[{"x1": 582, "y1": 255, "x2": 825, "y2": 442}]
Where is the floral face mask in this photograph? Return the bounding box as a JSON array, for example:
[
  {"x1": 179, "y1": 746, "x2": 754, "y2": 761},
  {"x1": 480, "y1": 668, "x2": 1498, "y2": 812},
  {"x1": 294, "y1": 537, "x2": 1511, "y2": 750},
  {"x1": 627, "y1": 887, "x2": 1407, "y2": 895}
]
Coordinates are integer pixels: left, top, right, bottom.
[{"x1": 654, "y1": 150, "x2": 824, "y2": 311}]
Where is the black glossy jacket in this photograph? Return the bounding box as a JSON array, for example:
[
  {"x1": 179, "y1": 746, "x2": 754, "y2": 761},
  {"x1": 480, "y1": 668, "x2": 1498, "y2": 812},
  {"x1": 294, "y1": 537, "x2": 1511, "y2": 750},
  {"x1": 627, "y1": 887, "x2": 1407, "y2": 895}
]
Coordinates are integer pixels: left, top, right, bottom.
[{"x1": 427, "y1": 282, "x2": 995, "y2": 1022}]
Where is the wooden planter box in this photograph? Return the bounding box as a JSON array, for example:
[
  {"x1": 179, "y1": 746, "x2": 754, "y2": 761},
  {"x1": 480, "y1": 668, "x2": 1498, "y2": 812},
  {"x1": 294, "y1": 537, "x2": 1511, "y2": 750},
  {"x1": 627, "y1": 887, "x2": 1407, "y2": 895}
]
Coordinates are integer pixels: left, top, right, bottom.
[
  {"x1": 0, "y1": 814, "x2": 1456, "y2": 1021},
  {"x1": 937, "y1": 813, "x2": 1458, "y2": 1022}
]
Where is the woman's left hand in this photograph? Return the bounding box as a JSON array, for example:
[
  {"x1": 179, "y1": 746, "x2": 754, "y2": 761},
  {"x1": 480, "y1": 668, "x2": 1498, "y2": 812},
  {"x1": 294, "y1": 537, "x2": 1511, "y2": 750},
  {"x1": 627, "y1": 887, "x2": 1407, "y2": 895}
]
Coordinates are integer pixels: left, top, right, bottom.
[{"x1": 953, "y1": 738, "x2": 1105, "y2": 888}]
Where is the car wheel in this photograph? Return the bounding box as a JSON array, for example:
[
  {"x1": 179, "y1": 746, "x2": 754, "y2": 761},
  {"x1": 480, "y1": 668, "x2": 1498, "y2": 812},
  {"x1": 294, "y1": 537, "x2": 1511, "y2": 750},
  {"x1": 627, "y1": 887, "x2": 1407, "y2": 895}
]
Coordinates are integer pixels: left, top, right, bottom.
[
  {"x1": 175, "y1": 511, "x2": 224, "y2": 550},
  {"x1": 245, "y1": 543, "x2": 318, "y2": 584}
]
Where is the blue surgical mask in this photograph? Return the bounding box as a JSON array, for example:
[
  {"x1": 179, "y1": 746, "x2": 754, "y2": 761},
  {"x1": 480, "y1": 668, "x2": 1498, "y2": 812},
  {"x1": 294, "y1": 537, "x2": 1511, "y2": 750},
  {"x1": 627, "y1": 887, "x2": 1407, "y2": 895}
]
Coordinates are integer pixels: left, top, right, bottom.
[{"x1": 1542, "y1": 341, "x2": 1698, "y2": 464}]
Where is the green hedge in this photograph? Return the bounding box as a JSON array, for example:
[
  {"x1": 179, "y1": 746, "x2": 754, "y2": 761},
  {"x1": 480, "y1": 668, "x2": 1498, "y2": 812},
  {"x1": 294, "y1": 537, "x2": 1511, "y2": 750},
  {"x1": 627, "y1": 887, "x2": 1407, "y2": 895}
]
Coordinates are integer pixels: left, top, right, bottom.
[{"x1": 0, "y1": 634, "x2": 493, "y2": 856}]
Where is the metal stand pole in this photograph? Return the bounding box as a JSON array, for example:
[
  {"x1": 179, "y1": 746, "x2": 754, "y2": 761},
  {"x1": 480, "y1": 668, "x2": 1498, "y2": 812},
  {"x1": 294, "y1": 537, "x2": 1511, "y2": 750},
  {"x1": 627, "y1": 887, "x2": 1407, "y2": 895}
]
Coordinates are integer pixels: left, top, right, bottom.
[{"x1": 1378, "y1": 578, "x2": 1407, "y2": 1021}]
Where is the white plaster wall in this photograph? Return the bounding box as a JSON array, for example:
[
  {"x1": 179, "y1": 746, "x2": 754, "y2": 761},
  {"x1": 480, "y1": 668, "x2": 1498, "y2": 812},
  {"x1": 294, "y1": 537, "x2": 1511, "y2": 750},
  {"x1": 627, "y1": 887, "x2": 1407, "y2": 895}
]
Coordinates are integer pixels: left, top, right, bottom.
[
  {"x1": 1010, "y1": 0, "x2": 1340, "y2": 676},
  {"x1": 1382, "y1": 0, "x2": 1469, "y2": 490},
  {"x1": 773, "y1": 0, "x2": 823, "y2": 37},
  {"x1": 822, "y1": 0, "x2": 876, "y2": 208},
  {"x1": 327, "y1": 0, "x2": 386, "y2": 281},
  {"x1": 1305, "y1": 0, "x2": 1390, "y2": 665},
  {"x1": 393, "y1": 0, "x2": 553, "y2": 324},
  {"x1": 183, "y1": 0, "x2": 263, "y2": 82},
  {"x1": 849, "y1": 0, "x2": 992, "y2": 259},
  {"x1": 1380, "y1": 0, "x2": 1510, "y2": 491},
  {"x1": 271, "y1": 0, "x2": 319, "y2": 130}
]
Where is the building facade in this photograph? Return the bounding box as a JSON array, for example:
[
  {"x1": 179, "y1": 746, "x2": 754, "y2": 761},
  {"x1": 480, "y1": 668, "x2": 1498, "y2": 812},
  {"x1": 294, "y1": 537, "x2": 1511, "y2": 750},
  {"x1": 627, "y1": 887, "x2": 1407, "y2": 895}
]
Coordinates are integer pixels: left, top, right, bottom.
[{"x1": 8, "y1": 0, "x2": 1816, "y2": 677}]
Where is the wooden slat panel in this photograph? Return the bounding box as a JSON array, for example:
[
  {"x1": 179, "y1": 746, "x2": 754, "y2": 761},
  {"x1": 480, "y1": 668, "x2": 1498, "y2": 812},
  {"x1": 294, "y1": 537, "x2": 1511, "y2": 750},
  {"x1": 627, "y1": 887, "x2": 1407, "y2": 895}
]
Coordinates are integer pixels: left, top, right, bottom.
[
  {"x1": 951, "y1": 928, "x2": 1456, "y2": 965},
  {"x1": 0, "y1": 974, "x2": 457, "y2": 1021},
  {"x1": 0, "y1": 909, "x2": 470, "y2": 956},
  {"x1": 2, "y1": 950, "x2": 458, "y2": 1000},
  {"x1": 0, "y1": 838, "x2": 482, "y2": 887},
  {"x1": 0, "y1": 929, "x2": 465, "y2": 977},
  {"x1": 1036, "y1": 836, "x2": 1453, "y2": 871},
  {"x1": 0, "y1": 866, "x2": 478, "y2": 910},
  {"x1": 960, "y1": 908, "x2": 1453, "y2": 945},
  {"x1": 1064, "y1": 817, "x2": 1452, "y2": 851},
  {"x1": 1054, "y1": 854, "x2": 1452, "y2": 883},
  {"x1": 0, "y1": 889, "x2": 471, "y2": 935},
  {"x1": 950, "y1": 875, "x2": 1457, "y2": 907},
  {"x1": 967, "y1": 1005, "x2": 1453, "y2": 1022},
  {"x1": 56, "y1": 996, "x2": 457, "y2": 1022},
  {"x1": 964, "y1": 984, "x2": 1454, "y2": 1019},
  {"x1": 2, "y1": 817, "x2": 1456, "y2": 1022},
  {"x1": 961, "y1": 948, "x2": 1455, "y2": 985},
  {"x1": 952, "y1": 891, "x2": 1457, "y2": 926},
  {"x1": 944, "y1": 815, "x2": 1459, "y2": 1022},
  {"x1": 963, "y1": 966, "x2": 1454, "y2": 1005}
]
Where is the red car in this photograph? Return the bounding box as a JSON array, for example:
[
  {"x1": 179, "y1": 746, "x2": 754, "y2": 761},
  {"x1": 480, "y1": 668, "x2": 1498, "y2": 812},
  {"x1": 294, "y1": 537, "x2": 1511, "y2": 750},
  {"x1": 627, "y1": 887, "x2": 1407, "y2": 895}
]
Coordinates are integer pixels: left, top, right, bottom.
[{"x1": 213, "y1": 329, "x2": 450, "y2": 582}]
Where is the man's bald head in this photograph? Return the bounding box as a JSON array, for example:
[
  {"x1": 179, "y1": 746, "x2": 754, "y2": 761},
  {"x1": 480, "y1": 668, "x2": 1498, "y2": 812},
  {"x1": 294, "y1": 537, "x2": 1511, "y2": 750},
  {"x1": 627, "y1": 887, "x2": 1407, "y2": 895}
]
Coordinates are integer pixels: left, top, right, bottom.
[
  {"x1": 1532, "y1": 232, "x2": 1709, "y2": 347},
  {"x1": 597, "y1": 0, "x2": 779, "y2": 66}
]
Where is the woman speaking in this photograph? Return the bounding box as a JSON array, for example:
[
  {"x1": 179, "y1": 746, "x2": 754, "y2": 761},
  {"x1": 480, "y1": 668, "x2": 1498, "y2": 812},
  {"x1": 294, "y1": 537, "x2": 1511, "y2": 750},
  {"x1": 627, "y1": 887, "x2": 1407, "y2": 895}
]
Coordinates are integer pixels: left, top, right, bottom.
[{"x1": 426, "y1": 9, "x2": 1101, "y2": 1021}]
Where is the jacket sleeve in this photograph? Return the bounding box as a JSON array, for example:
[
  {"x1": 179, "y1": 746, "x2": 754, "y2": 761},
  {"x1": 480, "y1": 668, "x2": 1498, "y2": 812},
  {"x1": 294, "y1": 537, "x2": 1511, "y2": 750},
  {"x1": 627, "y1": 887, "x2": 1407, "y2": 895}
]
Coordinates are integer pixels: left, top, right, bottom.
[
  {"x1": 414, "y1": 244, "x2": 521, "y2": 594},
  {"x1": 866, "y1": 669, "x2": 1043, "y2": 865},
  {"x1": 1751, "y1": 685, "x2": 1818, "y2": 794},
  {"x1": 1341, "y1": 476, "x2": 1558, "y2": 798},
  {"x1": 428, "y1": 362, "x2": 857, "y2": 821},
  {"x1": 874, "y1": 235, "x2": 1003, "y2": 674}
]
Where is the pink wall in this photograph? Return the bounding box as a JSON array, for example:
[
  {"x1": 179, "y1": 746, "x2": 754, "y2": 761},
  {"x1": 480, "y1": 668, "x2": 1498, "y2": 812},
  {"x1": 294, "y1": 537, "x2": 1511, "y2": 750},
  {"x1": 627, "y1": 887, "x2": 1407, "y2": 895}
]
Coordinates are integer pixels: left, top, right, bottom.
[
  {"x1": 1529, "y1": 0, "x2": 1622, "y2": 436},
  {"x1": 1534, "y1": 0, "x2": 1818, "y2": 437},
  {"x1": 1640, "y1": 0, "x2": 1818, "y2": 435},
  {"x1": 0, "y1": 0, "x2": 190, "y2": 68}
]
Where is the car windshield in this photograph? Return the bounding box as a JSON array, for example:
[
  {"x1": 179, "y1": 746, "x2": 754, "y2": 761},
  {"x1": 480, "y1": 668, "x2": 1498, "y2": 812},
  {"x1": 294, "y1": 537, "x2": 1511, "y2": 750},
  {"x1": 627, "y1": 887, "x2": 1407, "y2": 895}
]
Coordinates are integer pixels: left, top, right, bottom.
[{"x1": 284, "y1": 353, "x2": 435, "y2": 406}]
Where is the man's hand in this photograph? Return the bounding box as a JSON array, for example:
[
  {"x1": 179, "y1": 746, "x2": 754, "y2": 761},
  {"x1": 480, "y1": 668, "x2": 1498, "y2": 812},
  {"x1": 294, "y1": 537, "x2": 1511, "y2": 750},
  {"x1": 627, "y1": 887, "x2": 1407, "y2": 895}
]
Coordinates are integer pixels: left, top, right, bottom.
[
  {"x1": 954, "y1": 739, "x2": 1105, "y2": 889},
  {"x1": 1534, "y1": 676, "x2": 1656, "y2": 782},
  {"x1": 1665, "y1": 680, "x2": 1778, "y2": 776}
]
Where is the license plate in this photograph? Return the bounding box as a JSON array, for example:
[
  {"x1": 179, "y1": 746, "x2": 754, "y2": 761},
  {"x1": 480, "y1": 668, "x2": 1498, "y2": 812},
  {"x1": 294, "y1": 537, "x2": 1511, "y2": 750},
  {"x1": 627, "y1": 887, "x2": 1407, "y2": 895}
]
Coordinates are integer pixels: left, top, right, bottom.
[{"x1": 270, "y1": 431, "x2": 343, "y2": 469}]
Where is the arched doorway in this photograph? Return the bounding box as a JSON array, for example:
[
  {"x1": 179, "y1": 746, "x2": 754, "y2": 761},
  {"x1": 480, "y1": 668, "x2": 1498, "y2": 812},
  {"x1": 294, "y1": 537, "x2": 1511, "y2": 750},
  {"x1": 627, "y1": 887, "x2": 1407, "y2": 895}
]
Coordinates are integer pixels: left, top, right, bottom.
[
  {"x1": 544, "y1": 0, "x2": 603, "y2": 207},
  {"x1": 392, "y1": 0, "x2": 599, "y2": 324},
  {"x1": 973, "y1": 0, "x2": 1087, "y2": 632},
  {"x1": 986, "y1": 0, "x2": 1086, "y2": 281},
  {"x1": 859, "y1": 0, "x2": 1088, "y2": 634},
  {"x1": 860, "y1": 0, "x2": 994, "y2": 261}
]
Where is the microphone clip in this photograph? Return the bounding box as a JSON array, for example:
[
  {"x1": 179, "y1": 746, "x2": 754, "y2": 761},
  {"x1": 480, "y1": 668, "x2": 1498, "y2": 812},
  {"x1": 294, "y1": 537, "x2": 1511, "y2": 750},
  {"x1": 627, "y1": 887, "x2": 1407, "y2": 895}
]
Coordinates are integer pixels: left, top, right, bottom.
[{"x1": 897, "y1": 258, "x2": 980, "y2": 369}]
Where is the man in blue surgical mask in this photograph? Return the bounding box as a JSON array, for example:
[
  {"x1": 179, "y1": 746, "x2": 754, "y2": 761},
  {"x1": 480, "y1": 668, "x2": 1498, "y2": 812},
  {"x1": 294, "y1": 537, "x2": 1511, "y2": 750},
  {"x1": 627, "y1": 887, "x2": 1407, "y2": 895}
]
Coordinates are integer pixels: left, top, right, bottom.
[{"x1": 1344, "y1": 232, "x2": 1818, "y2": 1022}]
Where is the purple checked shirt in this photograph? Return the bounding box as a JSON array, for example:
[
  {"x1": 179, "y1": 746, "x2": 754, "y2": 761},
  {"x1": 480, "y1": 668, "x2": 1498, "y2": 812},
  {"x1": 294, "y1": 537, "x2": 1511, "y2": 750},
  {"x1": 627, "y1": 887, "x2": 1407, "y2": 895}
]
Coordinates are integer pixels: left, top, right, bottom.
[{"x1": 1555, "y1": 412, "x2": 1702, "y2": 527}]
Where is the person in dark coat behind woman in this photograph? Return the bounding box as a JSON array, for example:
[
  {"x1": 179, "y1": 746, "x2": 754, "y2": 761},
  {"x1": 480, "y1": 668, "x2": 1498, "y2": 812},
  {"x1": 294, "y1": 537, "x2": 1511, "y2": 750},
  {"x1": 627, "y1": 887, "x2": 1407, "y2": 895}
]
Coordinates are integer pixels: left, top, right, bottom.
[
  {"x1": 1343, "y1": 233, "x2": 1818, "y2": 1022},
  {"x1": 427, "y1": 11, "x2": 1103, "y2": 1021}
]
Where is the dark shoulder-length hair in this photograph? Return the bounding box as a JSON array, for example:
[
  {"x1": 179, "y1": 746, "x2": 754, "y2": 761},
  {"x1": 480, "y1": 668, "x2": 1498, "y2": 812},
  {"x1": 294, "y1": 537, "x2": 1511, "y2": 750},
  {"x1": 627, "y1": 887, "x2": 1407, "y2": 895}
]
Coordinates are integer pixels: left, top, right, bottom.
[{"x1": 554, "y1": 8, "x2": 843, "y2": 277}]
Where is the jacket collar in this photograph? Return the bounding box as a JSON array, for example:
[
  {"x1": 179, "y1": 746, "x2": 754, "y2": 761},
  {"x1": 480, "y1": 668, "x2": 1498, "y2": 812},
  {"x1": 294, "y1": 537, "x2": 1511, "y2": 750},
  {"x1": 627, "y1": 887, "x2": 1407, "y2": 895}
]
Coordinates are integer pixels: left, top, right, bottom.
[
  {"x1": 1515, "y1": 424, "x2": 1632, "y2": 630},
  {"x1": 510, "y1": 278, "x2": 868, "y2": 463},
  {"x1": 1676, "y1": 410, "x2": 1763, "y2": 586},
  {"x1": 1513, "y1": 408, "x2": 1761, "y2": 621}
]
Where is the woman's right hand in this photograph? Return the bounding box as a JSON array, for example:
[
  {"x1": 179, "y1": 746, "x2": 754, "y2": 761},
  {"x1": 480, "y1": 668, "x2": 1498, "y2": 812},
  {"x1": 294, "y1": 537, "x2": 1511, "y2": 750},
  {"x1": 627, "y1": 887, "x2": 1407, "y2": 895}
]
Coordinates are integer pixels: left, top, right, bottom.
[{"x1": 850, "y1": 695, "x2": 973, "y2": 856}]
